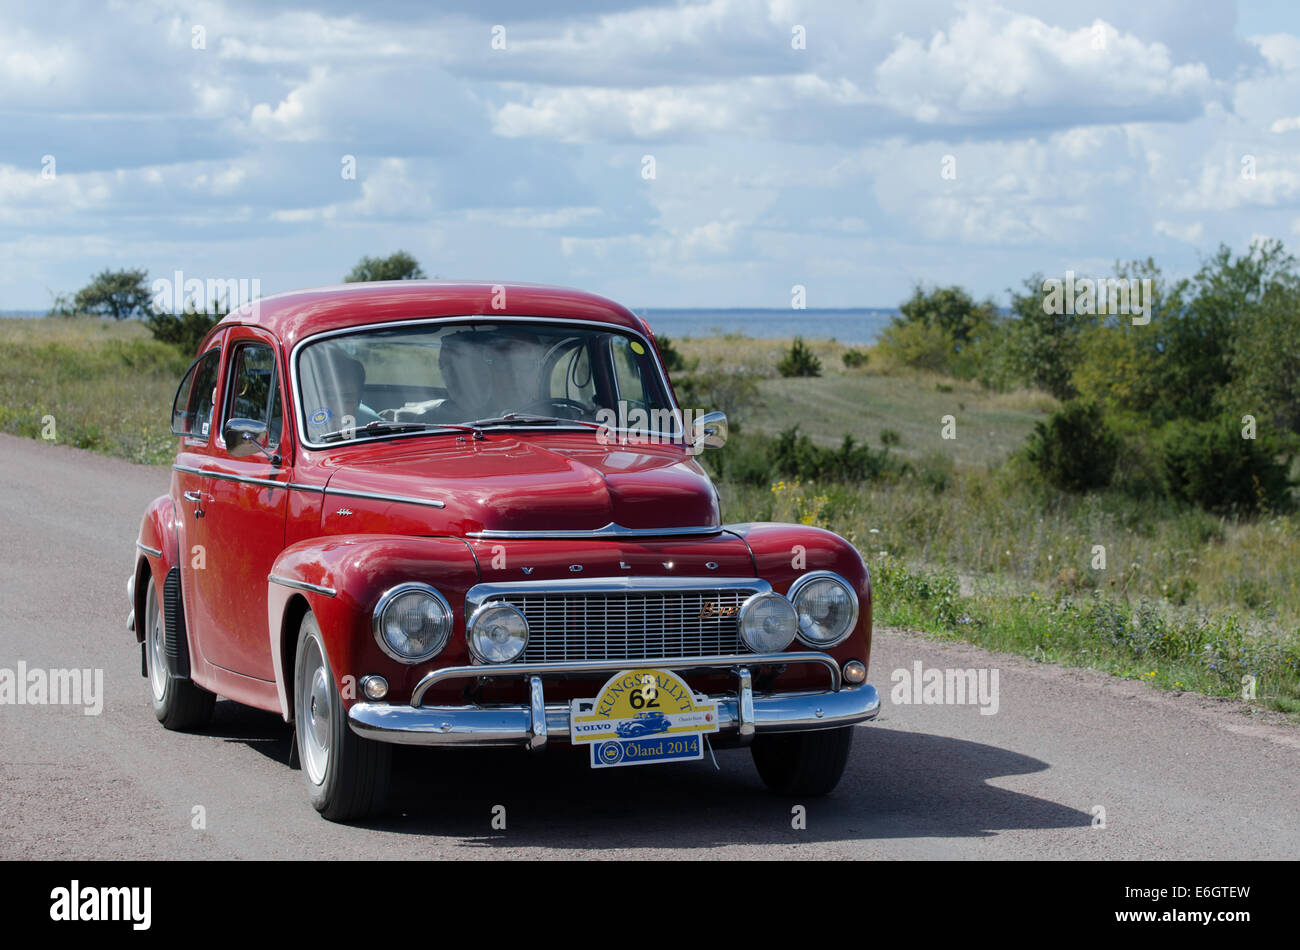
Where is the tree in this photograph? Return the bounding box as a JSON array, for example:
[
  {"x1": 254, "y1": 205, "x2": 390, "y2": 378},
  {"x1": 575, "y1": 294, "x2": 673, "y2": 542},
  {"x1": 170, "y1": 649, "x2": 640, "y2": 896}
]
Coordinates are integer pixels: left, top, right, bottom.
[
  {"x1": 344, "y1": 251, "x2": 427, "y2": 283},
  {"x1": 145, "y1": 303, "x2": 227, "y2": 356},
  {"x1": 878, "y1": 284, "x2": 998, "y2": 376},
  {"x1": 73, "y1": 268, "x2": 152, "y2": 320}
]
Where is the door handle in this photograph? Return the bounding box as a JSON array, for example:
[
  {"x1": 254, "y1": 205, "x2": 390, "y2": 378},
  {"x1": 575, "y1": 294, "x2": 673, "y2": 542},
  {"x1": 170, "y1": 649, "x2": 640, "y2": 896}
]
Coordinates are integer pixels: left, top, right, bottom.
[{"x1": 183, "y1": 490, "x2": 207, "y2": 518}]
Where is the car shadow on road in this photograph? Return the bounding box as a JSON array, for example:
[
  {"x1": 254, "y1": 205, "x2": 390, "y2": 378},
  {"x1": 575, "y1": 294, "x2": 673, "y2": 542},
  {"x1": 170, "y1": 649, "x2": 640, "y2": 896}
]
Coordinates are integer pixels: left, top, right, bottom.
[
  {"x1": 375, "y1": 725, "x2": 1091, "y2": 846},
  {"x1": 200, "y1": 700, "x2": 1091, "y2": 846}
]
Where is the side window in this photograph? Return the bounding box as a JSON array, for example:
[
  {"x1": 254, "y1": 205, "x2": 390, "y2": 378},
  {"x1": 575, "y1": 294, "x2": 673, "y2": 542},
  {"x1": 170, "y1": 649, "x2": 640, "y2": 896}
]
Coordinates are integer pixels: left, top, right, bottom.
[
  {"x1": 224, "y1": 343, "x2": 283, "y2": 450},
  {"x1": 610, "y1": 336, "x2": 648, "y2": 404},
  {"x1": 171, "y1": 348, "x2": 222, "y2": 440},
  {"x1": 548, "y1": 340, "x2": 596, "y2": 404}
]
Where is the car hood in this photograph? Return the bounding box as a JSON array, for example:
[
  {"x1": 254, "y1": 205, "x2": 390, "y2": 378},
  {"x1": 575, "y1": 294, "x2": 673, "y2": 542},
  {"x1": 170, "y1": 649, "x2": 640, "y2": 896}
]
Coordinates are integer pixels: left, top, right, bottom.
[{"x1": 321, "y1": 434, "x2": 721, "y2": 536}]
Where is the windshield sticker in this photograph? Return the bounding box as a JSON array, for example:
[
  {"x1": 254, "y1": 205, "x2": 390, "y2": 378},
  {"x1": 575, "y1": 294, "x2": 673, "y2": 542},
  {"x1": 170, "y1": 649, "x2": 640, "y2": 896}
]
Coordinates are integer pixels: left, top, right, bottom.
[
  {"x1": 629, "y1": 341, "x2": 646, "y2": 355},
  {"x1": 309, "y1": 407, "x2": 332, "y2": 425}
]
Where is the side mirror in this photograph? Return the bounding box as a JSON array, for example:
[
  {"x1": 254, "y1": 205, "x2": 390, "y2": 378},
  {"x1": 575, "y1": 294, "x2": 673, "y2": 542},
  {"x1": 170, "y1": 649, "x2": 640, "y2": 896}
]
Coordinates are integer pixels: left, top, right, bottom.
[
  {"x1": 223, "y1": 418, "x2": 280, "y2": 465},
  {"x1": 691, "y1": 411, "x2": 728, "y2": 450}
]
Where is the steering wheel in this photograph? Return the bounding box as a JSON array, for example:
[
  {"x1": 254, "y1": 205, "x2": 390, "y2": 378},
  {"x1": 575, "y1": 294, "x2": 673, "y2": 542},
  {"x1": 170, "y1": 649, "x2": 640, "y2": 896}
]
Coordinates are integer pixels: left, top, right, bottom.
[{"x1": 516, "y1": 397, "x2": 590, "y2": 419}]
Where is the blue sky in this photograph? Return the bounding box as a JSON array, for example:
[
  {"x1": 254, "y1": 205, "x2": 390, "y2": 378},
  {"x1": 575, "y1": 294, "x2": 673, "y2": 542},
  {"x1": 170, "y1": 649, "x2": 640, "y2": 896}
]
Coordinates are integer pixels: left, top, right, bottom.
[{"x1": 2, "y1": 0, "x2": 1299, "y2": 310}]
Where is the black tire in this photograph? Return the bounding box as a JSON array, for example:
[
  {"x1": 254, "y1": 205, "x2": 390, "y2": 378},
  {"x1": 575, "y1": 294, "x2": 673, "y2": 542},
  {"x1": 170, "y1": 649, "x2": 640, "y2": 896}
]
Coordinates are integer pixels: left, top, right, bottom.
[
  {"x1": 144, "y1": 573, "x2": 215, "y2": 730},
  {"x1": 294, "y1": 612, "x2": 391, "y2": 822},
  {"x1": 751, "y1": 726, "x2": 854, "y2": 797}
]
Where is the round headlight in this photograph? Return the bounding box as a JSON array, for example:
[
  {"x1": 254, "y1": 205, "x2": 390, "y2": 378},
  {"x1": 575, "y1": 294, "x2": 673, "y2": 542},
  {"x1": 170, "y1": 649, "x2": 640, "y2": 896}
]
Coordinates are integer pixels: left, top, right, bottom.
[
  {"x1": 467, "y1": 602, "x2": 529, "y2": 663},
  {"x1": 738, "y1": 592, "x2": 798, "y2": 652},
  {"x1": 789, "y1": 572, "x2": 859, "y2": 647},
  {"x1": 372, "y1": 584, "x2": 453, "y2": 663}
]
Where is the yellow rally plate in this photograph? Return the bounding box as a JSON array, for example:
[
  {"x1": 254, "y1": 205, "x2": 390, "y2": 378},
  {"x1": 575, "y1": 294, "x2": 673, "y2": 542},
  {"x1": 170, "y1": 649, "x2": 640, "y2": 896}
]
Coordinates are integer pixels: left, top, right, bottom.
[{"x1": 570, "y1": 668, "x2": 719, "y2": 769}]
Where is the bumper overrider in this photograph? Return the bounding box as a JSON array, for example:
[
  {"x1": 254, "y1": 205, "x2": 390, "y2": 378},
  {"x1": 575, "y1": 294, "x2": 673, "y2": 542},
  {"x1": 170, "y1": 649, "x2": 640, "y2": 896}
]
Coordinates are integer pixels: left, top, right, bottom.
[{"x1": 347, "y1": 652, "x2": 880, "y2": 749}]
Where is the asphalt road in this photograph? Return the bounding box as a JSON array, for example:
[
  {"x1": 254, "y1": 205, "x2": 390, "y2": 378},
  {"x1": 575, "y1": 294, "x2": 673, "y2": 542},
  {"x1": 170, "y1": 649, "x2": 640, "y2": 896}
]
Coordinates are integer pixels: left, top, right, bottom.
[{"x1": 1, "y1": 433, "x2": 1297, "y2": 859}]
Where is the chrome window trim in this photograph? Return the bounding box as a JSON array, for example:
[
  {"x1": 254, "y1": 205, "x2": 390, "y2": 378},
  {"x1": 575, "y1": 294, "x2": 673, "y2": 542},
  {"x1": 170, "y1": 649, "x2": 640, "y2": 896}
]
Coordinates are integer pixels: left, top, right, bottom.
[
  {"x1": 288, "y1": 315, "x2": 687, "y2": 451},
  {"x1": 467, "y1": 521, "x2": 720, "y2": 540},
  {"x1": 136, "y1": 541, "x2": 163, "y2": 559},
  {"x1": 268, "y1": 574, "x2": 338, "y2": 598},
  {"x1": 465, "y1": 576, "x2": 770, "y2": 615},
  {"x1": 787, "y1": 570, "x2": 860, "y2": 649},
  {"x1": 371, "y1": 582, "x2": 454, "y2": 664}
]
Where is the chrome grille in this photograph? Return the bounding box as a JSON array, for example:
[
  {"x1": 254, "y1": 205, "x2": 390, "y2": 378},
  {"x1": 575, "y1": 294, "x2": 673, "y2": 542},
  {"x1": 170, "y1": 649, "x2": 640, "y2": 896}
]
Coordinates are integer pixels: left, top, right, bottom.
[{"x1": 487, "y1": 588, "x2": 756, "y2": 663}]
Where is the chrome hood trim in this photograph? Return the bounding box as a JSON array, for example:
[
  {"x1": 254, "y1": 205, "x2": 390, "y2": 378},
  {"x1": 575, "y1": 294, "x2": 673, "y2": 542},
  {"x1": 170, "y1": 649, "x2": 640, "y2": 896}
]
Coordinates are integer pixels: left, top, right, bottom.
[{"x1": 466, "y1": 521, "x2": 721, "y2": 540}]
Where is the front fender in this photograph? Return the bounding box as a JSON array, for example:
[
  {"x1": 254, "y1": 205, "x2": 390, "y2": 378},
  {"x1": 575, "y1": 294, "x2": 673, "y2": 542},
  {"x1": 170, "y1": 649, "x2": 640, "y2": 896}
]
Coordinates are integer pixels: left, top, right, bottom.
[
  {"x1": 266, "y1": 534, "x2": 481, "y2": 720},
  {"x1": 724, "y1": 522, "x2": 873, "y2": 677}
]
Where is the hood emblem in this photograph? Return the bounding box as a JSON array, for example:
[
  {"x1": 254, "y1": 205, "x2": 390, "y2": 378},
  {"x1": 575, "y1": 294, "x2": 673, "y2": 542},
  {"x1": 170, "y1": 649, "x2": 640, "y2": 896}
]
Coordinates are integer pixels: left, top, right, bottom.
[
  {"x1": 521, "y1": 567, "x2": 533, "y2": 575},
  {"x1": 335, "y1": 508, "x2": 353, "y2": 517}
]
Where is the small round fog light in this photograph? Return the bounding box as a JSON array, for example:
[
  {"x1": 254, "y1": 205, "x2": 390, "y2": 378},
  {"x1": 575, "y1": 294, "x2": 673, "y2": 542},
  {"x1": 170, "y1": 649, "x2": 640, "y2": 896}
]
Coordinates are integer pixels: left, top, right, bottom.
[
  {"x1": 842, "y1": 660, "x2": 867, "y2": 685},
  {"x1": 360, "y1": 675, "x2": 389, "y2": 700}
]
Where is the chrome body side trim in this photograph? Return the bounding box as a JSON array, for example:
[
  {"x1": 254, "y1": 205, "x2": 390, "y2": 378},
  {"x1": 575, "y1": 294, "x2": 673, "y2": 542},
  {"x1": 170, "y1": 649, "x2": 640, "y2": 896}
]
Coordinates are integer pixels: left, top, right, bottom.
[
  {"x1": 136, "y1": 541, "x2": 163, "y2": 558},
  {"x1": 467, "y1": 522, "x2": 721, "y2": 540},
  {"x1": 324, "y1": 485, "x2": 446, "y2": 509},
  {"x1": 172, "y1": 463, "x2": 324, "y2": 494},
  {"x1": 410, "y1": 647, "x2": 836, "y2": 707},
  {"x1": 267, "y1": 574, "x2": 338, "y2": 598},
  {"x1": 348, "y1": 682, "x2": 880, "y2": 748}
]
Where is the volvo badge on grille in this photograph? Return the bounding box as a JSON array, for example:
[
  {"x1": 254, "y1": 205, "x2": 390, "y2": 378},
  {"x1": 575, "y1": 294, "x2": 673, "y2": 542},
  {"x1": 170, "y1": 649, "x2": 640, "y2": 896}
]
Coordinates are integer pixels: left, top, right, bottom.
[{"x1": 699, "y1": 601, "x2": 740, "y2": 619}]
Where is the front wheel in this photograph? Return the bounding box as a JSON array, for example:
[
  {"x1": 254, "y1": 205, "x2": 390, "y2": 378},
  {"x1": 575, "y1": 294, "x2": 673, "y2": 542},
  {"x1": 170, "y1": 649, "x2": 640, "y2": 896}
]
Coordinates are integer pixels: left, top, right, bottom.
[
  {"x1": 751, "y1": 726, "x2": 855, "y2": 797},
  {"x1": 294, "y1": 612, "x2": 391, "y2": 822},
  {"x1": 143, "y1": 573, "x2": 215, "y2": 730}
]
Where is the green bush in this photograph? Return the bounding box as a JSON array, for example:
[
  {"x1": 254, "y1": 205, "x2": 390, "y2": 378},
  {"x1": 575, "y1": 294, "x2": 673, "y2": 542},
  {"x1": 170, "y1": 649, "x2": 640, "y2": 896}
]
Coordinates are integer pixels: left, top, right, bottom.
[
  {"x1": 657, "y1": 335, "x2": 691, "y2": 373},
  {"x1": 876, "y1": 320, "x2": 953, "y2": 373},
  {"x1": 777, "y1": 337, "x2": 821, "y2": 377},
  {"x1": 842, "y1": 347, "x2": 869, "y2": 369},
  {"x1": 770, "y1": 426, "x2": 899, "y2": 482},
  {"x1": 1158, "y1": 415, "x2": 1293, "y2": 514},
  {"x1": 1023, "y1": 401, "x2": 1119, "y2": 492},
  {"x1": 672, "y1": 370, "x2": 759, "y2": 428}
]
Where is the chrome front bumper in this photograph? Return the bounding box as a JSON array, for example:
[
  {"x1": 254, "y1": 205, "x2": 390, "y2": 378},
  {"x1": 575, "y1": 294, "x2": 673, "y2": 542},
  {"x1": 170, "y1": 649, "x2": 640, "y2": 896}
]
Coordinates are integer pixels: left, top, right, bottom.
[{"x1": 346, "y1": 652, "x2": 880, "y2": 750}]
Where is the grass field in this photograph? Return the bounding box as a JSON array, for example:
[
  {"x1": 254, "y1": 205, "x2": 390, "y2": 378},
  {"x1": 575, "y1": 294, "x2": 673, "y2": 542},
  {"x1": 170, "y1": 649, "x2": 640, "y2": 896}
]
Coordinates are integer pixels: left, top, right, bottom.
[{"x1": 4, "y1": 317, "x2": 1297, "y2": 717}]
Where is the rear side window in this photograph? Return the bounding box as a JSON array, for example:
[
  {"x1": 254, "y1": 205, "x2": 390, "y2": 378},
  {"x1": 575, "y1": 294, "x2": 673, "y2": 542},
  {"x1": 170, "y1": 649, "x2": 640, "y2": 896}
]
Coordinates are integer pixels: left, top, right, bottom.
[{"x1": 171, "y1": 349, "x2": 222, "y2": 440}]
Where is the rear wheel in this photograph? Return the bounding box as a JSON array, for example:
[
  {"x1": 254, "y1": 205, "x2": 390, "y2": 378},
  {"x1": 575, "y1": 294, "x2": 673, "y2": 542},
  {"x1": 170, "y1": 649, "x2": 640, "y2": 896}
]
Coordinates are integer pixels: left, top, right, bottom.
[
  {"x1": 751, "y1": 726, "x2": 854, "y2": 797},
  {"x1": 144, "y1": 573, "x2": 215, "y2": 730},
  {"x1": 294, "y1": 612, "x2": 391, "y2": 822}
]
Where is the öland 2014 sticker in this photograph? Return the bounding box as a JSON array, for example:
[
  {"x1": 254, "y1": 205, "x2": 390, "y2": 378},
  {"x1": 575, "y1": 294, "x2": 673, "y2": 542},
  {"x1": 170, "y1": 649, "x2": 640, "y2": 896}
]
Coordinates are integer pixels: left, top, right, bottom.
[{"x1": 570, "y1": 668, "x2": 719, "y2": 769}]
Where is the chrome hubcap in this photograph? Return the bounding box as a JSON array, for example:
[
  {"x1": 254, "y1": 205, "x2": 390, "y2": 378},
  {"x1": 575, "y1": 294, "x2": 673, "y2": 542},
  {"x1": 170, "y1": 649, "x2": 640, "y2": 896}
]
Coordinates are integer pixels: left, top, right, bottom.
[
  {"x1": 147, "y1": 581, "x2": 166, "y2": 703},
  {"x1": 298, "y1": 637, "x2": 331, "y2": 785}
]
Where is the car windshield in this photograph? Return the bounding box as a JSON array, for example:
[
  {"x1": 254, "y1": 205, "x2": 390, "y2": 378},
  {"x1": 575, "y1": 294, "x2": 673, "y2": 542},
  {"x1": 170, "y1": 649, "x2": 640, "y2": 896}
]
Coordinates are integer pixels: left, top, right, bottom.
[{"x1": 296, "y1": 321, "x2": 680, "y2": 444}]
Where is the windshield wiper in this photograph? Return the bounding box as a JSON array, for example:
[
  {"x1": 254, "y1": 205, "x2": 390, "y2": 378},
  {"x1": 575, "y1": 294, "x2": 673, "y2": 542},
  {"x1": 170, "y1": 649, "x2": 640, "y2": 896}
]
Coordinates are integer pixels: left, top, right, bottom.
[
  {"x1": 461, "y1": 413, "x2": 607, "y2": 431},
  {"x1": 317, "y1": 420, "x2": 484, "y2": 443}
]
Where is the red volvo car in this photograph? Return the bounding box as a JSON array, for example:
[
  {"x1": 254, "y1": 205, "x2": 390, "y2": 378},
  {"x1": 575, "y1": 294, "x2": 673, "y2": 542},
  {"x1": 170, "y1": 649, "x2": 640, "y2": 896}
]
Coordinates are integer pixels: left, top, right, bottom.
[{"x1": 127, "y1": 281, "x2": 880, "y2": 821}]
